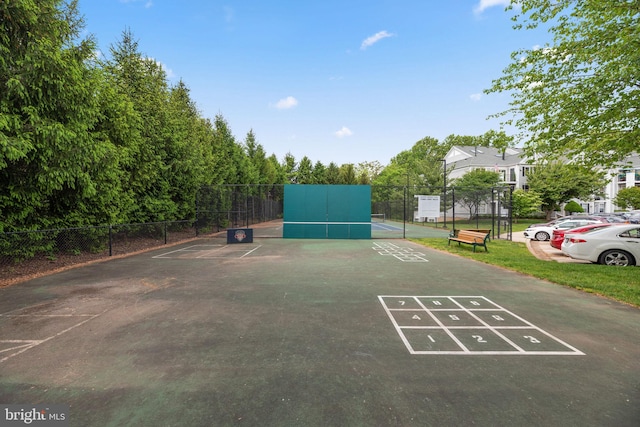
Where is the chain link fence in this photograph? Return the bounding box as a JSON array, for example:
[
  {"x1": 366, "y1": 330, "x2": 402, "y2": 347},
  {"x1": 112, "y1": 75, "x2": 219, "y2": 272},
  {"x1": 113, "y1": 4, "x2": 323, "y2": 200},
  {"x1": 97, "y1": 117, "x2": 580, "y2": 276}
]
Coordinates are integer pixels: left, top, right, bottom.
[
  {"x1": 370, "y1": 184, "x2": 513, "y2": 239},
  {"x1": 196, "y1": 184, "x2": 283, "y2": 233},
  {"x1": 0, "y1": 220, "x2": 196, "y2": 286},
  {"x1": 1, "y1": 184, "x2": 511, "y2": 285}
]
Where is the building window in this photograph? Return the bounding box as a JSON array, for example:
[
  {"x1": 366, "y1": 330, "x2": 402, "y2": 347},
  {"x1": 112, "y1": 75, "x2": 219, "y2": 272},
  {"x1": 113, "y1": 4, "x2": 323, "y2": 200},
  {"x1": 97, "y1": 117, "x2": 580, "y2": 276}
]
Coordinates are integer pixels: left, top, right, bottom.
[
  {"x1": 618, "y1": 170, "x2": 627, "y2": 182},
  {"x1": 635, "y1": 169, "x2": 640, "y2": 182},
  {"x1": 509, "y1": 168, "x2": 516, "y2": 182}
]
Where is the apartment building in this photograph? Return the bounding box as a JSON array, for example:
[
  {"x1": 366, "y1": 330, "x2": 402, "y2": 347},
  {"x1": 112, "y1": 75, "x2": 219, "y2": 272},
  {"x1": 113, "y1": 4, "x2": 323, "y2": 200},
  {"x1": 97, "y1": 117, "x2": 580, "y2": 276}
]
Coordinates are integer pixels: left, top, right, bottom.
[{"x1": 443, "y1": 146, "x2": 640, "y2": 214}]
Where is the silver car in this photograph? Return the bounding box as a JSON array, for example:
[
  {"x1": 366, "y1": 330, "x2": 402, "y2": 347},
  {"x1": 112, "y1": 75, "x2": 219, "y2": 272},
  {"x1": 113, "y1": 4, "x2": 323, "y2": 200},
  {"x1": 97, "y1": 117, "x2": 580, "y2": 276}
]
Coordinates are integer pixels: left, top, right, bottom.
[
  {"x1": 561, "y1": 224, "x2": 640, "y2": 266},
  {"x1": 524, "y1": 219, "x2": 602, "y2": 241}
]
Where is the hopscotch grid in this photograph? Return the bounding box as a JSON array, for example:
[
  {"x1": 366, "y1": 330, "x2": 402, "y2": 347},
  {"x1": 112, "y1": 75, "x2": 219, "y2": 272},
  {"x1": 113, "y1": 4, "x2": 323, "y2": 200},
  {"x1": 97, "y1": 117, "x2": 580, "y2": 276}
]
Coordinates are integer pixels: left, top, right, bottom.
[
  {"x1": 379, "y1": 296, "x2": 585, "y2": 356},
  {"x1": 373, "y1": 243, "x2": 429, "y2": 263}
]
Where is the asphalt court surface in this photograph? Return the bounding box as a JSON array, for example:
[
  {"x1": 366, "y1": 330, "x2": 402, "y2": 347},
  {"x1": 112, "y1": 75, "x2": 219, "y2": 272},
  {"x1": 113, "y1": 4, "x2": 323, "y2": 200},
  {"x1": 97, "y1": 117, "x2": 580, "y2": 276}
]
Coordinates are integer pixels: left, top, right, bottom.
[
  {"x1": 153, "y1": 243, "x2": 263, "y2": 259},
  {"x1": 0, "y1": 237, "x2": 638, "y2": 426}
]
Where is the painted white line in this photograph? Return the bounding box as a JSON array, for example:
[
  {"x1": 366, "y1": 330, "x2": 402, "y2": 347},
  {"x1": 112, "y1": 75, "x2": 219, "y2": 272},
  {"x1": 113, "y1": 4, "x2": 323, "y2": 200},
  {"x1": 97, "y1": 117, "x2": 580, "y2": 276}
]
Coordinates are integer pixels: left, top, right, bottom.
[
  {"x1": 414, "y1": 297, "x2": 470, "y2": 353},
  {"x1": 239, "y1": 244, "x2": 262, "y2": 258},
  {"x1": 4, "y1": 314, "x2": 99, "y2": 318},
  {"x1": 0, "y1": 341, "x2": 41, "y2": 354},
  {"x1": 153, "y1": 244, "x2": 223, "y2": 258},
  {"x1": 0, "y1": 310, "x2": 108, "y2": 363},
  {"x1": 377, "y1": 296, "x2": 416, "y2": 354},
  {"x1": 448, "y1": 297, "x2": 526, "y2": 353}
]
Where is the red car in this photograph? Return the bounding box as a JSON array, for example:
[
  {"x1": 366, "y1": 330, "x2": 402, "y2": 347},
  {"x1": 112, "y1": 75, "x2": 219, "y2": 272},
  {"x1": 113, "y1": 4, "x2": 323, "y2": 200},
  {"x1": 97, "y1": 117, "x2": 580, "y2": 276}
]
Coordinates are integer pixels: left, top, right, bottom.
[{"x1": 550, "y1": 223, "x2": 613, "y2": 250}]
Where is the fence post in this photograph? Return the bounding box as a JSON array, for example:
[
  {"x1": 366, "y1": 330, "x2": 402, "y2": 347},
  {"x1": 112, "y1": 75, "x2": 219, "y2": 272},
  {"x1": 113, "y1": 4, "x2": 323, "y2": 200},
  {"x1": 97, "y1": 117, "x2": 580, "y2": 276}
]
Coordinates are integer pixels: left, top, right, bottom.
[
  {"x1": 403, "y1": 185, "x2": 407, "y2": 239},
  {"x1": 451, "y1": 187, "x2": 456, "y2": 232},
  {"x1": 108, "y1": 225, "x2": 113, "y2": 256},
  {"x1": 164, "y1": 221, "x2": 167, "y2": 245}
]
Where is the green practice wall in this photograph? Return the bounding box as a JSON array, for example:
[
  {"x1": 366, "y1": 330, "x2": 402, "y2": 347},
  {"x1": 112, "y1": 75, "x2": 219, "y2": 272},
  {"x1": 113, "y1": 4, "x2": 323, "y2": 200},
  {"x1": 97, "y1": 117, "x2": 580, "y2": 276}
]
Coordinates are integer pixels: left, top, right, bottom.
[{"x1": 283, "y1": 185, "x2": 371, "y2": 239}]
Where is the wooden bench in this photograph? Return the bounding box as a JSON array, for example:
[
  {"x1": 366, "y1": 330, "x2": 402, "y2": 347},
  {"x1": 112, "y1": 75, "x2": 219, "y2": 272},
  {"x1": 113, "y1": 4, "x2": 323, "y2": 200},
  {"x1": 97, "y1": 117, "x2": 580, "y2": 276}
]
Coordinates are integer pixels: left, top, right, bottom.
[{"x1": 447, "y1": 229, "x2": 490, "y2": 252}]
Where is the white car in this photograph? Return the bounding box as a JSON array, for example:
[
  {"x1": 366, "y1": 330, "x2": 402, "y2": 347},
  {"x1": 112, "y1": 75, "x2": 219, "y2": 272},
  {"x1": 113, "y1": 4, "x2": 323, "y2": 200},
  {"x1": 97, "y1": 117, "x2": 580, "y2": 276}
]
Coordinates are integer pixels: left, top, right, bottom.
[
  {"x1": 523, "y1": 219, "x2": 602, "y2": 241},
  {"x1": 561, "y1": 224, "x2": 640, "y2": 266}
]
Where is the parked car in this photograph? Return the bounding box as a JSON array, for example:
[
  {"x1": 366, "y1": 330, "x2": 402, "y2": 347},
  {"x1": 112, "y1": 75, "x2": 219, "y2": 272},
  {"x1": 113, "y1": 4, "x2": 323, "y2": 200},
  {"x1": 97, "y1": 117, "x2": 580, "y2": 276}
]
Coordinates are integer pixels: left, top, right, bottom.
[
  {"x1": 529, "y1": 216, "x2": 605, "y2": 228},
  {"x1": 593, "y1": 215, "x2": 627, "y2": 223},
  {"x1": 549, "y1": 223, "x2": 613, "y2": 250},
  {"x1": 524, "y1": 219, "x2": 603, "y2": 241},
  {"x1": 629, "y1": 212, "x2": 640, "y2": 224},
  {"x1": 561, "y1": 224, "x2": 640, "y2": 266}
]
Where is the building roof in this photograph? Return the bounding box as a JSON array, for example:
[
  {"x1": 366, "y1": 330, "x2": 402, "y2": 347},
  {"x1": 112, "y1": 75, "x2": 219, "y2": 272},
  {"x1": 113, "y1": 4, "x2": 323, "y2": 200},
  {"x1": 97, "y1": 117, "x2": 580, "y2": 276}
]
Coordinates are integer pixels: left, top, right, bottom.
[{"x1": 445, "y1": 146, "x2": 527, "y2": 170}]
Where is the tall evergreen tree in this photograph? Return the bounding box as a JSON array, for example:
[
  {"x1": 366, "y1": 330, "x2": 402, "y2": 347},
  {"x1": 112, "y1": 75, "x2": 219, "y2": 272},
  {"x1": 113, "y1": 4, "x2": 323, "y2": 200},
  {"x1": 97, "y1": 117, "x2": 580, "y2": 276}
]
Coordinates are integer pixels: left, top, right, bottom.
[{"x1": 0, "y1": 0, "x2": 110, "y2": 229}]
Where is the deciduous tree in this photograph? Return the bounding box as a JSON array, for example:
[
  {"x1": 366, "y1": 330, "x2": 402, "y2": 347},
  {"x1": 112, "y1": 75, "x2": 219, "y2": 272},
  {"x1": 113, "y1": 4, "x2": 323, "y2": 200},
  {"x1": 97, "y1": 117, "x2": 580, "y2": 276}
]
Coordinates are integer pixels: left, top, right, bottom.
[
  {"x1": 526, "y1": 162, "x2": 607, "y2": 220},
  {"x1": 487, "y1": 0, "x2": 640, "y2": 168},
  {"x1": 453, "y1": 169, "x2": 502, "y2": 220},
  {"x1": 614, "y1": 186, "x2": 640, "y2": 210}
]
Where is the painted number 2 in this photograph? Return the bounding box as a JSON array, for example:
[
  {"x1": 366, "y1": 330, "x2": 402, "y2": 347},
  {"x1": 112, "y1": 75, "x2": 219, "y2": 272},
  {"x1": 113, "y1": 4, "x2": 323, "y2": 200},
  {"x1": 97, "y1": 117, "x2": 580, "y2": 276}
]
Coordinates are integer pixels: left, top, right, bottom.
[{"x1": 472, "y1": 335, "x2": 487, "y2": 343}]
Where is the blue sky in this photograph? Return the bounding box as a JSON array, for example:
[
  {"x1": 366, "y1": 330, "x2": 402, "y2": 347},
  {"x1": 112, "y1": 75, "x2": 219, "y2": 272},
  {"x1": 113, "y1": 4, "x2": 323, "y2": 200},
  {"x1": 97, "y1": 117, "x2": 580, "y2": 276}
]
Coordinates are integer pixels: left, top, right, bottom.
[{"x1": 79, "y1": 0, "x2": 549, "y2": 166}]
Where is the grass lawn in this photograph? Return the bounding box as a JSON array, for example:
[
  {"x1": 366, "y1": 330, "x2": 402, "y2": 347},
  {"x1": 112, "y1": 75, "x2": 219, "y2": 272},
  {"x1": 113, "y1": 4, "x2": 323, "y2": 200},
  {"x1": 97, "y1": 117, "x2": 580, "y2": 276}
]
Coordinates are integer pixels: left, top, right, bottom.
[{"x1": 410, "y1": 237, "x2": 640, "y2": 308}]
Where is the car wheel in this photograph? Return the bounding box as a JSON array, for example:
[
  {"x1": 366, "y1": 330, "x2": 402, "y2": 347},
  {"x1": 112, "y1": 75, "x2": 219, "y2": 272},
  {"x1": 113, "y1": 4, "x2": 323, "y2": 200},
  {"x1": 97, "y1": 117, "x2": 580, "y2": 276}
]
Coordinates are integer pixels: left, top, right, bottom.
[
  {"x1": 598, "y1": 250, "x2": 635, "y2": 266},
  {"x1": 534, "y1": 231, "x2": 550, "y2": 241}
]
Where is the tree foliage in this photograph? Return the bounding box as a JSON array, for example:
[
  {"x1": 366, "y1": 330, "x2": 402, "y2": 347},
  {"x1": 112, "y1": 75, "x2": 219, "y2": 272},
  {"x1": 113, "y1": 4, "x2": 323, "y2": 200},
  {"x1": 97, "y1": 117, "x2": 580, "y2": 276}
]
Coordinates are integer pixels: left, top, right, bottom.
[
  {"x1": 614, "y1": 186, "x2": 640, "y2": 210},
  {"x1": 564, "y1": 200, "x2": 584, "y2": 214},
  {"x1": 526, "y1": 162, "x2": 607, "y2": 219},
  {"x1": 453, "y1": 169, "x2": 502, "y2": 219},
  {"x1": 0, "y1": 0, "x2": 109, "y2": 230},
  {"x1": 487, "y1": 0, "x2": 640, "y2": 168},
  {"x1": 511, "y1": 189, "x2": 543, "y2": 221}
]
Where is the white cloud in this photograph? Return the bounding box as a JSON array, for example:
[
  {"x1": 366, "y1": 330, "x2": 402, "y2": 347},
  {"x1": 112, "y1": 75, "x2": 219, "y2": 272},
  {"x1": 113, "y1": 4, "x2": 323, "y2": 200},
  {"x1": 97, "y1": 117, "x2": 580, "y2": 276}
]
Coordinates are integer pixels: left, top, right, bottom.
[
  {"x1": 153, "y1": 60, "x2": 175, "y2": 79},
  {"x1": 470, "y1": 93, "x2": 482, "y2": 101},
  {"x1": 473, "y1": 0, "x2": 510, "y2": 15},
  {"x1": 273, "y1": 96, "x2": 299, "y2": 110},
  {"x1": 335, "y1": 126, "x2": 353, "y2": 138},
  {"x1": 223, "y1": 6, "x2": 234, "y2": 23},
  {"x1": 361, "y1": 31, "x2": 395, "y2": 50},
  {"x1": 120, "y1": 0, "x2": 153, "y2": 7}
]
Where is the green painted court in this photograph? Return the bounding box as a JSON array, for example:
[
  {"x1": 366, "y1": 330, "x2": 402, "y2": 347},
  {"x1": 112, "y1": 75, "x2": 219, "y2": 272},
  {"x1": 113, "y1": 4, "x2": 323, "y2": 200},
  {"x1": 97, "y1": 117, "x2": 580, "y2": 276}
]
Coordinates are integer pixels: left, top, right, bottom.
[{"x1": 1, "y1": 229, "x2": 638, "y2": 426}]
